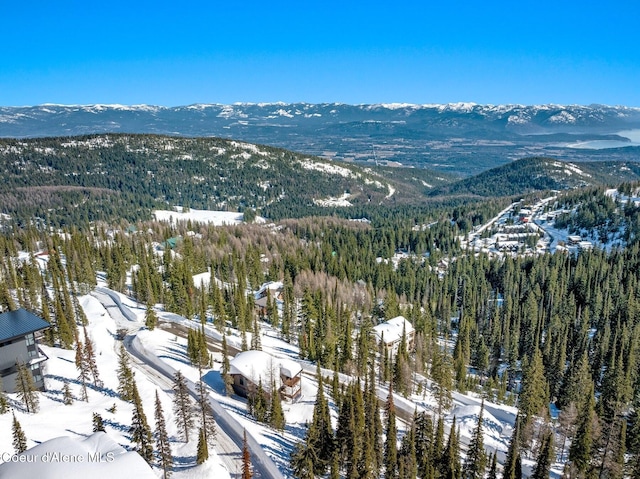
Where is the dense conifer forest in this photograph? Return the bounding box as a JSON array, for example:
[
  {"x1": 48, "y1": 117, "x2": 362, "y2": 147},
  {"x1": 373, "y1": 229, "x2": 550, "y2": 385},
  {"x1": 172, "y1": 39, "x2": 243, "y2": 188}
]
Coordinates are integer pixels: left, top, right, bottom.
[{"x1": 3, "y1": 134, "x2": 640, "y2": 477}]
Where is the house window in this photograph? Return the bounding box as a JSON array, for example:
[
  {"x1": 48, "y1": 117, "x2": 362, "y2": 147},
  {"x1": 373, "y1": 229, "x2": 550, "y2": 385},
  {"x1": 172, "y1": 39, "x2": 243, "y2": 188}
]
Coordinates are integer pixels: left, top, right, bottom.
[
  {"x1": 25, "y1": 334, "x2": 35, "y2": 346},
  {"x1": 239, "y1": 377, "x2": 244, "y2": 386}
]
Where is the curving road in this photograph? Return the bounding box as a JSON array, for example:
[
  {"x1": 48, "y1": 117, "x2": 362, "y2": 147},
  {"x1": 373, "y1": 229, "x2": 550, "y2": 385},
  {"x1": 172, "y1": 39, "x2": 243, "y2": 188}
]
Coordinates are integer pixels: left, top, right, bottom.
[{"x1": 91, "y1": 287, "x2": 284, "y2": 479}]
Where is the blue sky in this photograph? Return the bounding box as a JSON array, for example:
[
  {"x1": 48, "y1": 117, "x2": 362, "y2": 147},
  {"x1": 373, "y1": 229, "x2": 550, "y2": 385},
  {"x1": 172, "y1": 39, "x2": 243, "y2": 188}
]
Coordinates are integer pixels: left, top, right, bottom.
[{"x1": 2, "y1": 1, "x2": 639, "y2": 106}]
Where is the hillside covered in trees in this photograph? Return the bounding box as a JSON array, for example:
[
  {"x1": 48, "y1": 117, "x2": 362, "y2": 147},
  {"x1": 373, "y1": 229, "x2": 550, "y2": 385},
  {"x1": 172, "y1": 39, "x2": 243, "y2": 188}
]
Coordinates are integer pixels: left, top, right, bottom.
[{"x1": 3, "y1": 132, "x2": 640, "y2": 477}]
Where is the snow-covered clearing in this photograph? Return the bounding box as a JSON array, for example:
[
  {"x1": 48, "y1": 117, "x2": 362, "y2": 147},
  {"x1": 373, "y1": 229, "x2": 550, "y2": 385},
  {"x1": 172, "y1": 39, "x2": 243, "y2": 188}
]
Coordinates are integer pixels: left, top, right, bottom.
[{"x1": 153, "y1": 207, "x2": 264, "y2": 226}]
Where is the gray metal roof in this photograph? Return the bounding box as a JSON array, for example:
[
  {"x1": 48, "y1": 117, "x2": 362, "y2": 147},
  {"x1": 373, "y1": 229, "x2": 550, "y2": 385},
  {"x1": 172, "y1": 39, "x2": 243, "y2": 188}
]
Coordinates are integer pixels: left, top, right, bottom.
[{"x1": 0, "y1": 308, "x2": 50, "y2": 342}]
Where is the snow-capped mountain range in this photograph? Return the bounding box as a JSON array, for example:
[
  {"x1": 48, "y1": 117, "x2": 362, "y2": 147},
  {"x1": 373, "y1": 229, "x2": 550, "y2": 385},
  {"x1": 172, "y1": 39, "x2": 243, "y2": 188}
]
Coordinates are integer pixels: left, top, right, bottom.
[{"x1": 2, "y1": 103, "x2": 640, "y2": 176}]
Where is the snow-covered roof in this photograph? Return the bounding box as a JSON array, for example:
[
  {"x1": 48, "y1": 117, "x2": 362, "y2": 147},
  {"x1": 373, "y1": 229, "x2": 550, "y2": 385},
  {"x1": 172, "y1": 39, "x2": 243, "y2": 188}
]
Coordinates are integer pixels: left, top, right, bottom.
[
  {"x1": 255, "y1": 281, "x2": 284, "y2": 297},
  {"x1": 372, "y1": 316, "x2": 414, "y2": 344},
  {"x1": 0, "y1": 432, "x2": 156, "y2": 479},
  {"x1": 229, "y1": 350, "x2": 302, "y2": 383}
]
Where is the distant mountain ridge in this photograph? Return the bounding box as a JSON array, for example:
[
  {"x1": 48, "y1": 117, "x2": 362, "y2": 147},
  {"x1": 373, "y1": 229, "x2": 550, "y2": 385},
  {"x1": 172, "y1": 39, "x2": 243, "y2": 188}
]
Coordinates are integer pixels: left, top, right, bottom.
[{"x1": 2, "y1": 103, "x2": 640, "y2": 176}]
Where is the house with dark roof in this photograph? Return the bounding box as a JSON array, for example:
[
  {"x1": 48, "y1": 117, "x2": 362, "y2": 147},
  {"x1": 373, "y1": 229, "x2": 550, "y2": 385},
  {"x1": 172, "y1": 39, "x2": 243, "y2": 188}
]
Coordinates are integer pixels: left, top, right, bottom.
[{"x1": 0, "y1": 308, "x2": 50, "y2": 393}]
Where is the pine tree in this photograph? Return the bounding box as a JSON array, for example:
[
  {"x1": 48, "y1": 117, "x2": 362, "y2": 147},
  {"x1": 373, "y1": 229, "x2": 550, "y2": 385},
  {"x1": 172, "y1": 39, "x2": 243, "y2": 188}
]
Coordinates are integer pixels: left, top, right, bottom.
[
  {"x1": 441, "y1": 418, "x2": 461, "y2": 479},
  {"x1": 569, "y1": 382, "x2": 595, "y2": 476},
  {"x1": 12, "y1": 412, "x2": 27, "y2": 453},
  {"x1": 415, "y1": 411, "x2": 434, "y2": 479},
  {"x1": 82, "y1": 328, "x2": 101, "y2": 387},
  {"x1": 291, "y1": 440, "x2": 317, "y2": 479},
  {"x1": 251, "y1": 379, "x2": 268, "y2": 422},
  {"x1": 172, "y1": 370, "x2": 194, "y2": 442},
  {"x1": 75, "y1": 339, "x2": 90, "y2": 401},
  {"x1": 502, "y1": 416, "x2": 522, "y2": 479},
  {"x1": 196, "y1": 377, "x2": 216, "y2": 446},
  {"x1": 221, "y1": 334, "x2": 234, "y2": 395},
  {"x1": 130, "y1": 380, "x2": 153, "y2": 464},
  {"x1": 61, "y1": 380, "x2": 73, "y2": 405},
  {"x1": 117, "y1": 343, "x2": 135, "y2": 402},
  {"x1": 487, "y1": 451, "x2": 498, "y2": 479},
  {"x1": 15, "y1": 360, "x2": 39, "y2": 413},
  {"x1": 431, "y1": 344, "x2": 453, "y2": 415},
  {"x1": 463, "y1": 399, "x2": 487, "y2": 479},
  {"x1": 92, "y1": 412, "x2": 105, "y2": 432},
  {"x1": 384, "y1": 382, "x2": 398, "y2": 479},
  {"x1": 531, "y1": 431, "x2": 553, "y2": 479},
  {"x1": 145, "y1": 302, "x2": 158, "y2": 330},
  {"x1": 196, "y1": 427, "x2": 208, "y2": 464},
  {"x1": 154, "y1": 391, "x2": 173, "y2": 479},
  {"x1": 242, "y1": 429, "x2": 253, "y2": 479},
  {"x1": 0, "y1": 377, "x2": 8, "y2": 414},
  {"x1": 518, "y1": 348, "x2": 548, "y2": 429},
  {"x1": 269, "y1": 381, "x2": 286, "y2": 430},
  {"x1": 399, "y1": 413, "x2": 417, "y2": 479},
  {"x1": 307, "y1": 366, "x2": 333, "y2": 475}
]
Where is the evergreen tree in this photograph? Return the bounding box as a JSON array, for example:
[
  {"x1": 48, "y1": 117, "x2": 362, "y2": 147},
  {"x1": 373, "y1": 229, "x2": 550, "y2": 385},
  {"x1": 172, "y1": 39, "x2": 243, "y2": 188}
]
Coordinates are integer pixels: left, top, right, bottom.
[
  {"x1": 569, "y1": 383, "x2": 595, "y2": 476},
  {"x1": 269, "y1": 382, "x2": 286, "y2": 430},
  {"x1": 75, "y1": 339, "x2": 89, "y2": 401},
  {"x1": 307, "y1": 366, "x2": 333, "y2": 475},
  {"x1": 250, "y1": 379, "x2": 268, "y2": 422},
  {"x1": 145, "y1": 303, "x2": 158, "y2": 330},
  {"x1": 82, "y1": 327, "x2": 101, "y2": 387},
  {"x1": 502, "y1": 416, "x2": 522, "y2": 479},
  {"x1": 130, "y1": 380, "x2": 154, "y2": 464},
  {"x1": 384, "y1": 382, "x2": 398, "y2": 479},
  {"x1": 12, "y1": 412, "x2": 27, "y2": 453},
  {"x1": 116, "y1": 344, "x2": 135, "y2": 402},
  {"x1": 441, "y1": 418, "x2": 461, "y2": 479},
  {"x1": 399, "y1": 413, "x2": 417, "y2": 479},
  {"x1": 172, "y1": 370, "x2": 194, "y2": 442},
  {"x1": 415, "y1": 411, "x2": 434, "y2": 479},
  {"x1": 15, "y1": 360, "x2": 39, "y2": 413},
  {"x1": 518, "y1": 348, "x2": 548, "y2": 429},
  {"x1": 431, "y1": 344, "x2": 453, "y2": 415},
  {"x1": 221, "y1": 334, "x2": 234, "y2": 395},
  {"x1": 62, "y1": 380, "x2": 73, "y2": 405},
  {"x1": 487, "y1": 452, "x2": 498, "y2": 479},
  {"x1": 154, "y1": 390, "x2": 173, "y2": 479},
  {"x1": 196, "y1": 427, "x2": 208, "y2": 464},
  {"x1": 531, "y1": 431, "x2": 553, "y2": 479},
  {"x1": 195, "y1": 377, "x2": 216, "y2": 446},
  {"x1": 291, "y1": 440, "x2": 317, "y2": 479},
  {"x1": 242, "y1": 429, "x2": 253, "y2": 479},
  {"x1": 463, "y1": 399, "x2": 487, "y2": 479},
  {"x1": 0, "y1": 377, "x2": 8, "y2": 414},
  {"x1": 92, "y1": 412, "x2": 105, "y2": 432}
]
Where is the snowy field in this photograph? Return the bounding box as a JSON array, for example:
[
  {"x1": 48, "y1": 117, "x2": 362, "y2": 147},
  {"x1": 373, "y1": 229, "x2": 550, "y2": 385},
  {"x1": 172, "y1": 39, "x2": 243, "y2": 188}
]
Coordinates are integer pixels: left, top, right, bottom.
[{"x1": 153, "y1": 208, "x2": 264, "y2": 226}]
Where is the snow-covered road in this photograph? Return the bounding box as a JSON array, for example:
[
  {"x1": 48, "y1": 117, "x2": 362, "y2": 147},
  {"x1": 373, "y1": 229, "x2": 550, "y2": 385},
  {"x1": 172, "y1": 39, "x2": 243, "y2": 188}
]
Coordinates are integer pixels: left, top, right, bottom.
[{"x1": 91, "y1": 288, "x2": 284, "y2": 479}]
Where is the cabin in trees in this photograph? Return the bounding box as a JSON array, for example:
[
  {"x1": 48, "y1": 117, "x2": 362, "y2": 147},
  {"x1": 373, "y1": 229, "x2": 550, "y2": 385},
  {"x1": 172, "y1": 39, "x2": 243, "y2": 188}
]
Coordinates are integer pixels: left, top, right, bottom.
[
  {"x1": 229, "y1": 350, "x2": 302, "y2": 402},
  {"x1": 0, "y1": 308, "x2": 50, "y2": 393},
  {"x1": 254, "y1": 281, "x2": 284, "y2": 319},
  {"x1": 372, "y1": 315, "x2": 415, "y2": 358}
]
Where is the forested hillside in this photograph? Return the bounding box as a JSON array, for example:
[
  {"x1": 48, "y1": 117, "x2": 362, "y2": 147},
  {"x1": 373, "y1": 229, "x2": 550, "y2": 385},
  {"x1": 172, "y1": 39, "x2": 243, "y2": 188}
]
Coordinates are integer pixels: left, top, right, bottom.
[
  {"x1": 430, "y1": 157, "x2": 640, "y2": 197},
  {"x1": 0, "y1": 134, "x2": 447, "y2": 226},
  {"x1": 3, "y1": 130, "x2": 640, "y2": 477}
]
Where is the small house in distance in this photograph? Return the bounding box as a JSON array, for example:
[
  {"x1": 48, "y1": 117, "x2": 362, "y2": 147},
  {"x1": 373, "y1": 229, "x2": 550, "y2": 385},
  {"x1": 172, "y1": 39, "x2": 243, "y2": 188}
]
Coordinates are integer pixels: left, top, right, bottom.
[
  {"x1": 229, "y1": 350, "x2": 302, "y2": 402},
  {"x1": 372, "y1": 315, "x2": 415, "y2": 358},
  {"x1": 0, "y1": 308, "x2": 50, "y2": 393}
]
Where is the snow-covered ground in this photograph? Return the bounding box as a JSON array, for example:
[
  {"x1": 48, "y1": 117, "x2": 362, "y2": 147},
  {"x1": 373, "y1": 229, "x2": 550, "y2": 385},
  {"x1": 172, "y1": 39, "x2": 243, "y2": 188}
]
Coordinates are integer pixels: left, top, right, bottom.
[
  {"x1": 0, "y1": 294, "x2": 230, "y2": 479},
  {"x1": 1, "y1": 272, "x2": 550, "y2": 478},
  {"x1": 153, "y1": 207, "x2": 264, "y2": 226}
]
